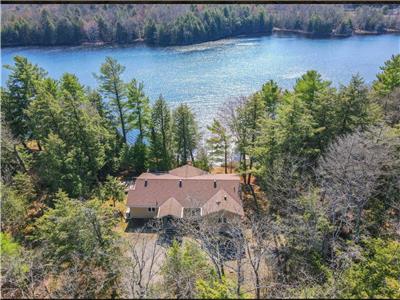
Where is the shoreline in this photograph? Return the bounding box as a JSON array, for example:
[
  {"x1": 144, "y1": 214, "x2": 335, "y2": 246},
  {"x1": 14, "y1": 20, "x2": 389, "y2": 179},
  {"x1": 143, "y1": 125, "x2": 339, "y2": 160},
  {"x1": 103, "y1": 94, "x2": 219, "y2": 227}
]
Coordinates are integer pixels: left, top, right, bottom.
[{"x1": 2, "y1": 29, "x2": 399, "y2": 50}]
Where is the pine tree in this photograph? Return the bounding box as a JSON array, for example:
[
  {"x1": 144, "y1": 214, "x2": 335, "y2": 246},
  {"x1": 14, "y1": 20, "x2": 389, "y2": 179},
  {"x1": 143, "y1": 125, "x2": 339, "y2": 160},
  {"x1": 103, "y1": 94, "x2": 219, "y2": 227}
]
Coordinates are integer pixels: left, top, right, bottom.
[
  {"x1": 95, "y1": 57, "x2": 129, "y2": 143},
  {"x1": 206, "y1": 119, "x2": 230, "y2": 173},
  {"x1": 37, "y1": 74, "x2": 112, "y2": 197},
  {"x1": 336, "y1": 74, "x2": 373, "y2": 135},
  {"x1": 127, "y1": 79, "x2": 151, "y2": 143},
  {"x1": 259, "y1": 79, "x2": 281, "y2": 117},
  {"x1": 150, "y1": 95, "x2": 173, "y2": 171},
  {"x1": 2, "y1": 56, "x2": 47, "y2": 147},
  {"x1": 172, "y1": 104, "x2": 199, "y2": 166},
  {"x1": 243, "y1": 94, "x2": 265, "y2": 184},
  {"x1": 373, "y1": 54, "x2": 400, "y2": 97}
]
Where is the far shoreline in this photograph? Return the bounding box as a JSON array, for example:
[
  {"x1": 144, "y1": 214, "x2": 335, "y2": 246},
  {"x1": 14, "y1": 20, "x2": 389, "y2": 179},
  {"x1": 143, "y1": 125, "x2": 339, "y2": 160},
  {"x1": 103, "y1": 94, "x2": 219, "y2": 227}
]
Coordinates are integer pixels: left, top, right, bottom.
[{"x1": 2, "y1": 28, "x2": 400, "y2": 50}]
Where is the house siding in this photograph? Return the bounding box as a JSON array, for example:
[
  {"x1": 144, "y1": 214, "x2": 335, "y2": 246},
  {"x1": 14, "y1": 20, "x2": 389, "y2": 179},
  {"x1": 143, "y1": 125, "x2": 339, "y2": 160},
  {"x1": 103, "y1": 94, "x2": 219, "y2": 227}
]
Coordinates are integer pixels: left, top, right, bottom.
[{"x1": 129, "y1": 207, "x2": 159, "y2": 218}]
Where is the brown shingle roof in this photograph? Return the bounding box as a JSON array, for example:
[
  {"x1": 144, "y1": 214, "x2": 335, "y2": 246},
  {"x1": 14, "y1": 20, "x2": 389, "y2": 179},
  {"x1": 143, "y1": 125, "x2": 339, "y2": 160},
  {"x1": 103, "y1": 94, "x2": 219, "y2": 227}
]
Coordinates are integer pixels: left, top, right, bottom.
[
  {"x1": 168, "y1": 164, "x2": 208, "y2": 178},
  {"x1": 127, "y1": 165, "x2": 243, "y2": 216},
  {"x1": 202, "y1": 189, "x2": 244, "y2": 216},
  {"x1": 157, "y1": 197, "x2": 183, "y2": 218}
]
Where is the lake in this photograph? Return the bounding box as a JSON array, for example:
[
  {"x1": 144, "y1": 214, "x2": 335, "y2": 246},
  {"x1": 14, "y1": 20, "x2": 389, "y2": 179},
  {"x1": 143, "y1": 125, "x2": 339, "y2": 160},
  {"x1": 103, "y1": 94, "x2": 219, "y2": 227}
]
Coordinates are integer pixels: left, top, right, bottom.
[{"x1": 2, "y1": 34, "x2": 400, "y2": 138}]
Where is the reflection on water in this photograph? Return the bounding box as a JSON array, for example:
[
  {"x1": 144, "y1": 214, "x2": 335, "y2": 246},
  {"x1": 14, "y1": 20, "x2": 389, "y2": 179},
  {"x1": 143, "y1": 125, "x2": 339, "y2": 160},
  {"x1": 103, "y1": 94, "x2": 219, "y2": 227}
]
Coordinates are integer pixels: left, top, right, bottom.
[{"x1": 2, "y1": 34, "x2": 400, "y2": 131}]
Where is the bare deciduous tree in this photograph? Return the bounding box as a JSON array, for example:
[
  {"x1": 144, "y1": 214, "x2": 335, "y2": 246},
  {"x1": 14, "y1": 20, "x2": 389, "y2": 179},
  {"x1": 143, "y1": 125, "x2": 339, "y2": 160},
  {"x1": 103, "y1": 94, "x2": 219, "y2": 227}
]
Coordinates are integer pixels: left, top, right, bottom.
[
  {"x1": 122, "y1": 219, "x2": 166, "y2": 299},
  {"x1": 317, "y1": 126, "x2": 399, "y2": 242}
]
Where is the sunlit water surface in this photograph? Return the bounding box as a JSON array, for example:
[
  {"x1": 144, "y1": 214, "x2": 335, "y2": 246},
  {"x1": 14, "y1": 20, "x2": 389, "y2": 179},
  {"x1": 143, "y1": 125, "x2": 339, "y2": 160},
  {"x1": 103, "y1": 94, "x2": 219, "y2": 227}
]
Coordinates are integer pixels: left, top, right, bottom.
[{"x1": 2, "y1": 34, "x2": 399, "y2": 142}]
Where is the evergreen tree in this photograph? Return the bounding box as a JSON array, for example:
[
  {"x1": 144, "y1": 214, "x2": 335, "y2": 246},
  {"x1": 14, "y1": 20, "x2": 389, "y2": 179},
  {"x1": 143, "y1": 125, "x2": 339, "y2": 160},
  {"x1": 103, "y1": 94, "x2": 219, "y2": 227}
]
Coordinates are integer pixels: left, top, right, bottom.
[
  {"x1": 162, "y1": 241, "x2": 213, "y2": 299},
  {"x1": 2, "y1": 56, "x2": 47, "y2": 147},
  {"x1": 373, "y1": 54, "x2": 400, "y2": 97},
  {"x1": 275, "y1": 93, "x2": 317, "y2": 162},
  {"x1": 243, "y1": 93, "x2": 265, "y2": 184},
  {"x1": 37, "y1": 74, "x2": 112, "y2": 197},
  {"x1": 336, "y1": 74, "x2": 374, "y2": 135},
  {"x1": 55, "y1": 18, "x2": 75, "y2": 45},
  {"x1": 98, "y1": 175, "x2": 125, "y2": 207},
  {"x1": 116, "y1": 22, "x2": 128, "y2": 44},
  {"x1": 293, "y1": 70, "x2": 335, "y2": 157},
  {"x1": 149, "y1": 95, "x2": 173, "y2": 171},
  {"x1": 127, "y1": 79, "x2": 151, "y2": 143},
  {"x1": 144, "y1": 19, "x2": 158, "y2": 45},
  {"x1": 194, "y1": 146, "x2": 211, "y2": 172},
  {"x1": 172, "y1": 104, "x2": 199, "y2": 165},
  {"x1": 95, "y1": 57, "x2": 129, "y2": 143},
  {"x1": 206, "y1": 119, "x2": 230, "y2": 173},
  {"x1": 259, "y1": 79, "x2": 281, "y2": 118},
  {"x1": 27, "y1": 78, "x2": 63, "y2": 145},
  {"x1": 39, "y1": 9, "x2": 56, "y2": 45},
  {"x1": 132, "y1": 139, "x2": 148, "y2": 175}
]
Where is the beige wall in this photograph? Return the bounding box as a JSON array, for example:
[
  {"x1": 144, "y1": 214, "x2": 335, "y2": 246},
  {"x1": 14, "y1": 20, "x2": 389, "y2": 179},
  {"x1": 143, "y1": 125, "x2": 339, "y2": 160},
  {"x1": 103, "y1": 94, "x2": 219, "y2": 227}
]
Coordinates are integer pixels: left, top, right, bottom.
[
  {"x1": 128, "y1": 206, "x2": 242, "y2": 219},
  {"x1": 129, "y1": 207, "x2": 159, "y2": 218}
]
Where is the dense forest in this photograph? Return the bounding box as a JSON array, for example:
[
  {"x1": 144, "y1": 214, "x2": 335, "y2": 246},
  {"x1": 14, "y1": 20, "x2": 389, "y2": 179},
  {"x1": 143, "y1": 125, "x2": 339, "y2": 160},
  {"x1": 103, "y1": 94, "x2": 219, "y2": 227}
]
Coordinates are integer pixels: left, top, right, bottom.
[
  {"x1": 2, "y1": 4, "x2": 400, "y2": 47},
  {"x1": 1, "y1": 51, "x2": 399, "y2": 298}
]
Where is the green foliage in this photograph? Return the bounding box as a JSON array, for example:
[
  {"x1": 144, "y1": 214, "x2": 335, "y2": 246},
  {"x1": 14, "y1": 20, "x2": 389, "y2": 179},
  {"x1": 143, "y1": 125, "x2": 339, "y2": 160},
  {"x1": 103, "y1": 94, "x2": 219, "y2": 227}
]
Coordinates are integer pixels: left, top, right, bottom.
[
  {"x1": 2, "y1": 5, "x2": 396, "y2": 47},
  {"x1": 196, "y1": 276, "x2": 240, "y2": 299},
  {"x1": 1, "y1": 183, "x2": 29, "y2": 233},
  {"x1": 127, "y1": 79, "x2": 151, "y2": 142},
  {"x1": 146, "y1": 7, "x2": 274, "y2": 46},
  {"x1": 340, "y1": 239, "x2": 400, "y2": 299},
  {"x1": 373, "y1": 54, "x2": 400, "y2": 97},
  {"x1": 95, "y1": 57, "x2": 129, "y2": 143},
  {"x1": 206, "y1": 119, "x2": 230, "y2": 172},
  {"x1": 2, "y1": 56, "x2": 46, "y2": 144},
  {"x1": 34, "y1": 190, "x2": 119, "y2": 264},
  {"x1": 194, "y1": 146, "x2": 211, "y2": 172},
  {"x1": 172, "y1": 103, "x2": 199, "y2": 165},
  {"x1": 259, "y1": 79, "x2": 281, "y2": 117},
  {"x1": 336, "y1": 74, "x2": 377, "y2": 135},
  {"x1": 149, "y1": 95, "x2": 173, "y2": 171},
  {"x1": 11, "y1": 172, "x2": 36, "y2": 202},
  {"x1": 35, "y1": 73, "x2": 113, "y2": 198},
  {"x1": 162, "y1": 240, "x2": 214, "y2": 298},
  {"x1": 0, "y1": 233, "x2": 30, "y2": 296},
  {"x1": 98, "y1": 175, "x2": 125, "y2": 206},
  {"x1": 132, "y1": 139, "x2": 148, "y2": 175},
  {"x1": 307, "y1": 14, "x2": 334, "y2": 37}
]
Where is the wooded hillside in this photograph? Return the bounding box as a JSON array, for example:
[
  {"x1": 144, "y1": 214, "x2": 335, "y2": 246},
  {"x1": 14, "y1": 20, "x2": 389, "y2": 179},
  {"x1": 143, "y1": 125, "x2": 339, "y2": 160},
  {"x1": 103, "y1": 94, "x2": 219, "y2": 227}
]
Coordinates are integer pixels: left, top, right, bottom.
[
  {"x1": 2, "y1": 4, "x2": 400, "y2": 47},
  {"x1": 1, "y1": 52, "x2": 399, "y2": 298}
]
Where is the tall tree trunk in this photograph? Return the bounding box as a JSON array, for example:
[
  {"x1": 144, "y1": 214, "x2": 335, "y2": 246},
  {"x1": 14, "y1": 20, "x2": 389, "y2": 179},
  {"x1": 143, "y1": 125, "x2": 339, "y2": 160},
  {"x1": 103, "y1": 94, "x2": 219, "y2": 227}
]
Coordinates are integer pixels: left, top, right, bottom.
[
  {"x1": 14, "y1": 145, "x2": 27, "y2": 173},
  {"x1": 113, "y1": 82, "x2": 127, "y2": 144},
  {"x1": 242, "y1": 152, "x2": 247, "y2": 183},
  {"x1": 224, "y1": 142, "x2": 228, "y2": 174},
  {"x1": 255, "y1": 274, "x2": 261, "y2": 299},
  {"x1": 37, "y1": 140, "x2": 43, "y2": 151},
  {"x1": 236, "y1": 259, "x2": 243, "y2": 297}
]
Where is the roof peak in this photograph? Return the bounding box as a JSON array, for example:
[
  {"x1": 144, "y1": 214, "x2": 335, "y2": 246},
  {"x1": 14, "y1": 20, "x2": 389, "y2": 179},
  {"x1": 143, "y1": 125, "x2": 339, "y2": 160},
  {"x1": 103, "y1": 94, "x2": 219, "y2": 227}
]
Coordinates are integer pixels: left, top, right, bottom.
[{"x1": 168, "y1": 164, "x2": 209, "y2": 178}]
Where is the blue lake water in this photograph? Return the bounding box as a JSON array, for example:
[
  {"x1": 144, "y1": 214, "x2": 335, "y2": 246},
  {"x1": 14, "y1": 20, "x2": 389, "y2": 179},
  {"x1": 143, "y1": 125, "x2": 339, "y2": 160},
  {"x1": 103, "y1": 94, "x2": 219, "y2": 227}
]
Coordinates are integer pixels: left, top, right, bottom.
[{"x1": 2, "y1": 34, "x2": 400, "y2": 135}]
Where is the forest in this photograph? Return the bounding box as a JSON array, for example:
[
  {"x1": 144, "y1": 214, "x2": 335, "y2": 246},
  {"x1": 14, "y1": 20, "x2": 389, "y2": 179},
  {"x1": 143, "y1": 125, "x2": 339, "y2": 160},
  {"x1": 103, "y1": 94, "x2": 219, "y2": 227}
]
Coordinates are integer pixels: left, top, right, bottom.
[
  {"x1": 2, "y1": 4, "x2": 400, "y2": 47},
  {"x1": 1, "y1": 51, "x2": 399, "y2": 298}
]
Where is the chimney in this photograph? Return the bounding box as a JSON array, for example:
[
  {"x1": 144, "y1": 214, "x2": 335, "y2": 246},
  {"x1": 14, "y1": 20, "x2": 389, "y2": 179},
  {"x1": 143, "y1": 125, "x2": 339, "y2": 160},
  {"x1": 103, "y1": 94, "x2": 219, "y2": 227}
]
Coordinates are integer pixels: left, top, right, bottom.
[
  {"x1": 214, "y1": 179, "x2": 217, "y2": 188},
  {"x1": 187, "y1": 160, "x2": 192, "y2": 166},
  {"x1": 179, "y1": 179, "x2": 182, "y2": 188},
  {"x1": 224, "y1": 195, "x2": 227, "y2": 201}
]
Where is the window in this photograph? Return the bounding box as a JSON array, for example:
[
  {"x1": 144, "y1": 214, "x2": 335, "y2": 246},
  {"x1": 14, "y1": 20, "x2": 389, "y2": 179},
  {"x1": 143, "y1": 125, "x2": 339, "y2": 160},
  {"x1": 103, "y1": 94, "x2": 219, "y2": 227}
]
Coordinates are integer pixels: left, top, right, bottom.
[
  {"x1": 148, "y1": 207, "x2": 156, "y2": 212},
  {"x1": 218, "y1": 217, "x2": 227, "y2": 223}
]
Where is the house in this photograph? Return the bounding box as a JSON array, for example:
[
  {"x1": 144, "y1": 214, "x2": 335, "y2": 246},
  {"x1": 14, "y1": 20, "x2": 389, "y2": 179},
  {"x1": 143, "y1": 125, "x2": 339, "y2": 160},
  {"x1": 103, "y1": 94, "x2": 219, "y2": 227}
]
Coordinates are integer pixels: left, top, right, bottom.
[{"x1": 126, "y1": 164, "x2": 244, "y2": 220}]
